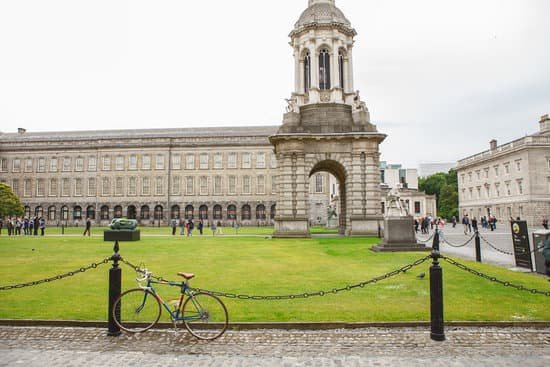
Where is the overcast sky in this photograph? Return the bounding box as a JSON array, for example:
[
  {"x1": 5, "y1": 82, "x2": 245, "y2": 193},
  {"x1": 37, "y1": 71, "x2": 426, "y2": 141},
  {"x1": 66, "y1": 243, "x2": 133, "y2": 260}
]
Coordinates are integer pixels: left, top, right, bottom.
[{"x1": 0, "y1": 0, "x2": 549, "y2": 168}]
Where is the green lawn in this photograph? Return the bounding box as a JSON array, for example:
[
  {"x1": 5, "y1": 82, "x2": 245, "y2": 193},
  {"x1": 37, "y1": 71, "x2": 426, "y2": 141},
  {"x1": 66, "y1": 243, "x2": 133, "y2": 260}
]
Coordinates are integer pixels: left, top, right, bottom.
[{"x1": 0, "y1": 232, "x2": 548, "y2": 322}]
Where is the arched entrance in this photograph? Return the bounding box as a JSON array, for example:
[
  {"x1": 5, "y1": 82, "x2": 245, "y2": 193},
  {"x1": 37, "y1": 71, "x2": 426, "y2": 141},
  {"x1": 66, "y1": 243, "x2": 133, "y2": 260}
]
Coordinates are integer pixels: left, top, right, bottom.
[{"x1": 309, "y1": 160, "x2": 347, "y2": 235}]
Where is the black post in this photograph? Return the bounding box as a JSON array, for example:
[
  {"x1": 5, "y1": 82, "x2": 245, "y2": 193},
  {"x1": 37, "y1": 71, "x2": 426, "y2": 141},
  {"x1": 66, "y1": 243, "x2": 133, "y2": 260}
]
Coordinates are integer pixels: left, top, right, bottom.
[
  {"x1": 61, "y1": 223, "x2": 64, "y2": 235},
  {"x1": 432, "y1": 228, "x2": 440, "y2": 251},
  {"x1": 430, "y1": 250, "x2": 445, "y2": 341},
  {"x1": 475, "y1": 230, "x2": 482, "y2": 263},
  {"x1": 108, "y1": 241, "x2": 121, "y2": 336}
]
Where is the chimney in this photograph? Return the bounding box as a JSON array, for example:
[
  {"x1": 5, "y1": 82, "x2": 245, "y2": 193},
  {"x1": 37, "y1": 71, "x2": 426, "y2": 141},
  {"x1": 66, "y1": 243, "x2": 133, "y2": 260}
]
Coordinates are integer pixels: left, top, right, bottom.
[
  {"x1": 490, "y1": 139, "x2": 497, "y2": 151},
  {"x1": 17, "y1": 128, "x2": 26, "y2": 134},
  {"x1": 540, "y1": 114, "x2": 550, "y2": 133}
]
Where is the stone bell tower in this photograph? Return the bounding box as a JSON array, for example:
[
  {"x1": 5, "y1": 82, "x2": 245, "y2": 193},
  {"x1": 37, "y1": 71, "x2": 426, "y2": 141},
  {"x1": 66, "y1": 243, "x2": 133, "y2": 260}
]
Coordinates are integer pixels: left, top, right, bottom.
[{"x1": 270, "y1": 0, "x2": 386, "y2": 237}]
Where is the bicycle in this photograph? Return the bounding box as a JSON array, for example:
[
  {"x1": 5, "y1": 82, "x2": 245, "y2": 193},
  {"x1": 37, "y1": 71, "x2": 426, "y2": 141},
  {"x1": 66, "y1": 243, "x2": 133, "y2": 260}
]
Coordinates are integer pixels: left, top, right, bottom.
[{"x1": 112, "y1": 269, "x2": 228, "y2": 340}]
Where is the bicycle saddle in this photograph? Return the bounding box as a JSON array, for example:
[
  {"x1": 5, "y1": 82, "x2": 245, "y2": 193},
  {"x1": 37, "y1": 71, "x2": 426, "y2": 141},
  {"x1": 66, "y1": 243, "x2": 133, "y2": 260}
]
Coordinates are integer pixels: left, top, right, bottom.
[{"x1": 177, "y1": 272, "x2": 195, "y2": 280}]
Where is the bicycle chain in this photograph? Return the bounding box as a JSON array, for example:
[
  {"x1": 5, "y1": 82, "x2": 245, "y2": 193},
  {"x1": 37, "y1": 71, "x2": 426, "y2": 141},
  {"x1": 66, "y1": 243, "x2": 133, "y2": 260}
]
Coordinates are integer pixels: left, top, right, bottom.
[
  {"x1": 123, "y1": 255, "x2": 432, "y2": 301},
  {"x1": 441, "y1": 256, "x2": 550, "y2": 296},
  {"x1": 0, "y1": 258, "x2": 111, "y2": 291}
]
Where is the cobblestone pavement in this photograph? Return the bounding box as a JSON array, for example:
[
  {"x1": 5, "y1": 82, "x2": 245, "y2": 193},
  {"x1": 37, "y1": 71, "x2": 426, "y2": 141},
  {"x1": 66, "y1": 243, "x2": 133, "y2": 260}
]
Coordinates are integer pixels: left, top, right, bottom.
[{"x1": 0, "y1": 326, "x2": 548, "y2": 366}]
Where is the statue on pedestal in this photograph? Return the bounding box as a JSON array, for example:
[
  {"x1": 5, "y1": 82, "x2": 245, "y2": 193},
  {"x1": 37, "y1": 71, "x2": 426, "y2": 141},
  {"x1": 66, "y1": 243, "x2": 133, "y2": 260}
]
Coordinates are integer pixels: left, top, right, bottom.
[
  {"x1": 326, "y1": 205, "x2": 338, "y2": 228},
  {"x1": 385, "y1": 186, "x2": 408, "y2": 217}
]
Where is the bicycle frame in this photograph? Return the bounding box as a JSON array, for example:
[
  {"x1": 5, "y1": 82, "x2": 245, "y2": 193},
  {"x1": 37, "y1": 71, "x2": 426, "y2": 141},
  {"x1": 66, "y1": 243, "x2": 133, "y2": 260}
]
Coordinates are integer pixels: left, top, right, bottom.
[{"x1": 139, "y1": 277, "x2": 204, "y2": 323}]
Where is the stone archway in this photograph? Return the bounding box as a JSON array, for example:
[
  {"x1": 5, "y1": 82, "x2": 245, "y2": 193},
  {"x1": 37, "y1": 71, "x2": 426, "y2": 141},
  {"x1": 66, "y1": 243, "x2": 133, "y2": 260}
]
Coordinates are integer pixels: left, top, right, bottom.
[
  {"x1": 309, "y1": 160, "x2": 347, "y2": 235},
  {"x1": 270, "y1": 128, "x2": 385, "y2": 237}
]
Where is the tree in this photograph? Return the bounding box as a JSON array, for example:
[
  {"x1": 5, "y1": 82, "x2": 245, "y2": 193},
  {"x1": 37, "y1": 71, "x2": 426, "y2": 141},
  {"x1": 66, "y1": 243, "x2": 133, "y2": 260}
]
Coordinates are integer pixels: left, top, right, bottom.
[
  {"x1": 0, "y1": 183, "x2": 24, "y2": 218},
  {"x1": 419, "y1": 169, "x2": 458, "y2": 220}
]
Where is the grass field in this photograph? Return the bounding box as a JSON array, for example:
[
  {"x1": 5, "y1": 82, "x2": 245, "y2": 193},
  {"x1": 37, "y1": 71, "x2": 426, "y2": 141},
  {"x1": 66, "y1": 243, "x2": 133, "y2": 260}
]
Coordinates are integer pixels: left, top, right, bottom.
[{"x1": 0, "y1": 229, "x2": 548, "y2": 322}]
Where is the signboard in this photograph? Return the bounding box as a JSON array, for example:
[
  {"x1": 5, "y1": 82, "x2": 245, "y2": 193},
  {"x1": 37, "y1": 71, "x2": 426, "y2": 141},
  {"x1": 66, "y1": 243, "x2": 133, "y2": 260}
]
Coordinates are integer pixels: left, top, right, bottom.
[{"x1": 510, "y1": 220, "x2": 533, "y2": 270}]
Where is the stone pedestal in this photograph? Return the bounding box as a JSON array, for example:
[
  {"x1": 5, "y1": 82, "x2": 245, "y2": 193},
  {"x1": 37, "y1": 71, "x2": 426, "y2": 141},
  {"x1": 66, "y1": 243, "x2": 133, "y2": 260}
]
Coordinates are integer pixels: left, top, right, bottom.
[
  {"x1": 104, "y1": 230, "x2": 141, "y2": 242},
  {"x1": 371, "y1": 216, "x2": 428, "y2": 252},
  {"x1": 272, "y1": 217, "x2": 311, "y2": 238}
]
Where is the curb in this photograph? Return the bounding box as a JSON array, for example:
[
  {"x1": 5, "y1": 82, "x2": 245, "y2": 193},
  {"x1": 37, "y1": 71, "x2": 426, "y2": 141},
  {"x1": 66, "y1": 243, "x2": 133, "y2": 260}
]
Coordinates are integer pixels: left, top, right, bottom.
[{"x1": 1, "y1": 320, "x2": 549, "y2": 329}]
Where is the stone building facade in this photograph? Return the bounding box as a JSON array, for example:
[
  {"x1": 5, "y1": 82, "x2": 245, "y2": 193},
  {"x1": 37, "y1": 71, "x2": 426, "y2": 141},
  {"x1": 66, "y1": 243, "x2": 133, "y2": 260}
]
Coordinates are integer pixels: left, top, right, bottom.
[{"x1": 457, "y1": 115, "x2": 550, "y2": 227}]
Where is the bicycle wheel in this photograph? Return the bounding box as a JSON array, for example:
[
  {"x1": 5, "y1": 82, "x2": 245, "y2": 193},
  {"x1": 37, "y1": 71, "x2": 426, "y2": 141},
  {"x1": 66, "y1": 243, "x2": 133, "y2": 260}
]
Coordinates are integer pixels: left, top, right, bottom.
[
  {"x1": 113, "y1": 288, "x2": 162, "y2": 333},
  {"x1": 181, "y1": 292, "x2": 228, "y2": 340}
]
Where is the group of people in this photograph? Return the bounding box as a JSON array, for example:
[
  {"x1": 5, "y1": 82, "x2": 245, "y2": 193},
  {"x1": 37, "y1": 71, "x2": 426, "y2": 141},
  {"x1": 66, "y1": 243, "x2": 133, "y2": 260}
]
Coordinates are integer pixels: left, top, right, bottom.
[
  {"x1": 414, "y1": 216, "x2": 445, "y2": 234},
  {"x1": 459, "y1": 214, "x2": 499, "y2": 234},
  {"x1": 0, "y1": 216, "x2": 46, "y2": 236},
  {"x1": 170, "y1": 218, "x2": 204, "y2": 236}
]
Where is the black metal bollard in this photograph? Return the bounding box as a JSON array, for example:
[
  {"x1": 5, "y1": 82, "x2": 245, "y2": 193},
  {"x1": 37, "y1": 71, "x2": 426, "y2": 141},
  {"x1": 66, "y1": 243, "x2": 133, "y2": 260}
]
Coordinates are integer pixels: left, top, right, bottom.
[
  {"x1": 430, "y1": 250, "x2": 445, "y2": 341},
  {"x1": 475, "y1": 230, "x2": 482, "y2": 263},
  {"x1": 107, "y1": 241, "x2": 121, "y2": 336},
  {"x1": 432, "y1": 228, "x2": 440, "y2": 251}
]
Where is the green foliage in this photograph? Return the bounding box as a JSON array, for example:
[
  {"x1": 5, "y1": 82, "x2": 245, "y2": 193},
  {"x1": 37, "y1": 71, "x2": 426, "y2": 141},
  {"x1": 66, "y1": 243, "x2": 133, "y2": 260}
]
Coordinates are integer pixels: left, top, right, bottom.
[
  {"x1": 419, "y1": 169, "x2": 458, "y2": 220},
  {"x1": 0, "y1": 183, "x2": 24, "y2": 218}
]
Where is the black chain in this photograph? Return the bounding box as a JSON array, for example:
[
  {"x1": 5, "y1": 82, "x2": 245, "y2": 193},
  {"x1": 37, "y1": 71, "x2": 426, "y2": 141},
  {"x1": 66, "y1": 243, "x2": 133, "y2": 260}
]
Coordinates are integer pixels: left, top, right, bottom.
[
  {"x1": 441, "y1": 256, "x2": 550, "y2": 296},
  {"x1": 0, "y1": 258, "x2": 111, "y2": 291},
  {"x1": 416, "y1": 232, "x2": 435, "y2": 244},
  {"x1": 190, "y1": 256, "x2": 432, "y2": 300},
  {"x1": 478, "y1": 234, "x2": 545, "y2": 256},
  {"x1": 439, "y1": 232, "x2": 476, "y2": 248}
]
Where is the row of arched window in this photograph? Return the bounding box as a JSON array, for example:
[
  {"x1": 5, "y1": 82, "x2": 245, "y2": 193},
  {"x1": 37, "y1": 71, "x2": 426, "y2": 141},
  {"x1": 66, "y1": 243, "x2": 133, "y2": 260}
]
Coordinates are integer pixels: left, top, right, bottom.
[
  {"x1": 303, "y1": 48, "x2": 346, "y2": 93},
  {"x1": 24, "y1": 204, "x2": 276, "y2": 222}
]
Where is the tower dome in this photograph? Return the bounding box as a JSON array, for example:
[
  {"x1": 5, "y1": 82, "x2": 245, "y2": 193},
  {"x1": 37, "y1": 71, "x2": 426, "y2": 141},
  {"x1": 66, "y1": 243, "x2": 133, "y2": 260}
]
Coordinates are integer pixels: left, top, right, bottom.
[{"x1": 294, "y1": 0, "x2": 353, "y2": 33}]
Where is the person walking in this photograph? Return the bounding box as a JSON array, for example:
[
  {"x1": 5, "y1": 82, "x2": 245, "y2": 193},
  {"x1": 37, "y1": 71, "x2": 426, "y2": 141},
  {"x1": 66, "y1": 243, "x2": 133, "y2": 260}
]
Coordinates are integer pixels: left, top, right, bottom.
[
  {"x1": 472, "y1": 217, "x2": 478, "y2": 232},
  {"x1": 188, "y1": 219, "x2": 194, "y2": 237},
  {"x1": 83, "y1": 217, "x2": 92, "y2": 237},
  {"x1": 462, "y1": 215, "x2": 470, "y2": 235},
  {"x1": 198, "y1": 220, "x2": 203, "y2": 235},
  {"x1": 33, "y1": 216, "x2": 39, "y2": 236},
  {"x1": 179, "y1": 217, "x2": 185, "y2": 236},
  {"x1": 451, "y1": 216, "x2": 457, "y2": 228},
  {"x1": 171, "y1": 217, "x2": 177, "y2": 236},
  {"x1": 39, "y1": 217, "x2": 46, "y2": 236}
]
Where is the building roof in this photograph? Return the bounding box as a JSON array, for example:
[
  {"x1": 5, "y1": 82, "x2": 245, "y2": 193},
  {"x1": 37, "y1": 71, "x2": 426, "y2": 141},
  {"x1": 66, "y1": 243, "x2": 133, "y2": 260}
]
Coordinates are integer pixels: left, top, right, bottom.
[
  {"x1": 0, "y1": 126, "x2": 280, "y2": 143},
  {"x1": 293, "y1": 1, "x2": 353, "y2": 34}
]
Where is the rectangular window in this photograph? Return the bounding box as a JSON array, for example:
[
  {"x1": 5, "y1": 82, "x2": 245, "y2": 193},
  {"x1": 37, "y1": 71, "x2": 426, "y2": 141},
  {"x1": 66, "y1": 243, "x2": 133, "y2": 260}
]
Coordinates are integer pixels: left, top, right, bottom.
[
  {"x1": 505, "y1": 181, "x2": 511, "y2": 196},
  {"x1": 155, "y1": 154, "x2": 165, "y2": 170},
  {"x1": 75, "y1": 157, "x2": 84, "y2": 172},
  {"x1": 214, "y1": 176, "x2": 222, "y2": 195},
  {"x1": 142, "y1": 155, "x2": 151, "y2": 170},
  {"x1": 172, "y1": 154, "x2": 181, "y2": 170},
  {"x1": 186, "y1": 154, "x2": 195, "y2": 170},
  {"x1": 242, "y1": 176, "x2": 250, "y2": 194},
  {"x1": 115, "y1": 156, "x2": 124, "y2": 171},
  {"x1": 102, "y1": 178, "x2": 110, "y2": 196},
  {"x1": 36, "y1": 179, "x2": 45, "y2": 197},
  {"x1": 87, "y1": 178, "x2": 96, "y2": 196},
  {"x1": 485, "y1": 185, "x2": 490, "y2": 198},
  {"x1": 517, "y1": 180, "x2": 523, "y2": 195},
  {"x1": 475, "y1": 170, "x2": 480, "y2": 180},
  {"x1": 494, "y1": 165, "x2": 499, "y2": 177},
  {"x1": 315, "y1": 174, "x2": 324, "y2": 193},
  {"x1": 228, "y1": 153, "x2": 237, "y2": 169},
  {"x1": 495, "y1": 183, "x2": 500, "y2": 197},
  {"x1": 199, "y1": 153, "x2": 209, "y2": 169},
  {"x1": 186, "y1": 177, "x2": 194, "y2": 195},
  {"x1": 242, "y1": 153, "x2": 251, "y2": 169},
  {"x1": 468, "y1": 172, "x2": 472, "y2": 182},
  {"x1": 62, "y1": 178, "x2": 70, "y2": 196},
  {"x1": 128, "y1": 177, "x2": 137, "y2": 196},
  {"x1": 49, "y1": 157, "x2": 58, "y2": 172},
  {"x1": 504, "y1": 163, "x2": 510, "y2": 175},
  {"x1": 155, "y1": 177, "x2": 164, "y2": 195},
  {"x1": 200, "y1": 176, "x2": 208, "y2": 195},
  {"x1": 13, "y1": 159, "x2": 21, "y2": 172},
  {"x1": 88, "y1": 157, "x2": 96, "y2": 171},
  {"x1": 477, "y1": 187, "x2": 481, "y2": 199},
  {"x1": 75, "y1": 178, "x2": 83, "y2": 196},
  {"x1": 37, "y1": 158, "x2": 46, "y2": 172},
  {"x1": 172, "y1": 176, "x2": 180, "y2": 195},
  {"x1": 102, "y1": 156, "x2": 110, "y2": 171},
  {"x1": 484, "y1": 168, "x2": 489, "y2": 178},
  {"x1": 0, "y1": 158, "x2": 8, "y2": 172},
  {"x1": 24, "y1": 179, "x2": 32, "y2": 196},
  {"x1": 516, "y1": 160, "x2": 522, "y2": 172},
  {"x1": 256, "y1": 153, "x2": 266, "y2": 169},
  {"x1": 115, "y1": 177, "x2": 124, "y2": 196},
  {"x1": 142, "y1": 177, "x2": 150, "y2": 196},
  {"x1": 214, "y1": 154, "x2": 222, "y2": 169},
  {"x1": 25, "y1": 158, "x2": 33, "y2": 172},
  {"x1": 11, "y1": 179, "x2": 19, "y2": 196},
  {"x1": 228, "y1": 175, "x2": 236, "y2": 194},
  {"x1": 257, "y1": 175, "x2": 265, "y2": 194},
  {"x1": 414, "y1": 201, "x2": 421, "y2": 214},
  {"x1": 62, "y1": 157, "x2": 71, "y2": 172},
  {"x1": 129, "y1": 155, "x2": 138, "y2": 170}
]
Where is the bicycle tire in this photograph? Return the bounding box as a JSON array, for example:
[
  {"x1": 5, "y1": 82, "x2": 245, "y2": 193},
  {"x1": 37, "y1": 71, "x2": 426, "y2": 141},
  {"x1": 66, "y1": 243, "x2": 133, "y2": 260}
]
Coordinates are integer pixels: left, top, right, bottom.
[
  {"x1": 113, "y1": 288, "x2": 162, "y2": 333},
  {"x1": 181, "y1": 292, "x2": 228, "y2": 340}
]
